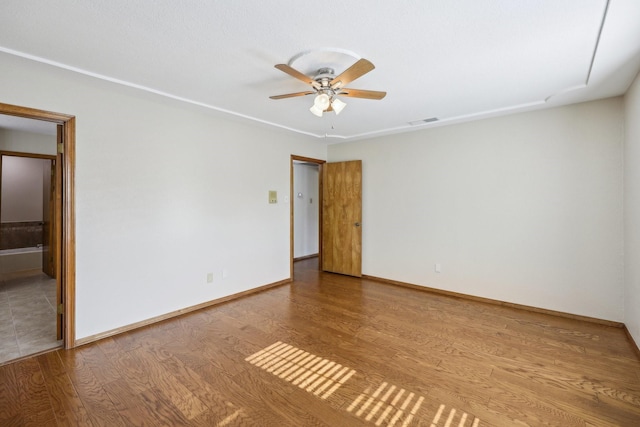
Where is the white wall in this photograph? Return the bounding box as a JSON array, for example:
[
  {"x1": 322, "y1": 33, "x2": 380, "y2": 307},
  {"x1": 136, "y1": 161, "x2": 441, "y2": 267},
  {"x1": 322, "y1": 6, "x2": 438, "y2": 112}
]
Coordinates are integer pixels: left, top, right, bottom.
[
  {"x1": 0, "y1": 52, "x2": 326, "y2": 340},
  {"x1": 1, "y1": 50, "x2": 632, "y2": 339},
  {"x1": 329, "y1": 98, "x2": 624, "y2": 321},
  {"x1": 624, "y1": 71, "x2": 640, "y2": 345},
  {"x1": 1, "y1": 156, "x2": 46, "y2": 222},
  {"x1": 293, "y1": 163, "x2": 319, "y2": 258},
  {"x1": 0, "y1": 128, "x2": 56, "y2": 155}
]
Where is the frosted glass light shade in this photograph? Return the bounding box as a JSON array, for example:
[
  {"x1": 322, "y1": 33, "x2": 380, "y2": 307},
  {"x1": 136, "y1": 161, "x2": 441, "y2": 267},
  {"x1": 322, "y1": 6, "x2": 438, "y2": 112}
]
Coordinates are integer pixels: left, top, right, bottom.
[
  {"x1": 313, "y1": 93, "x2": 330, "y2": 110},
  {"x1": 331, "y1": 98, "x2": 346, "y2": 115},
  {"x1": 309, "y1": 104, "x2": 324, "y2": 117}
]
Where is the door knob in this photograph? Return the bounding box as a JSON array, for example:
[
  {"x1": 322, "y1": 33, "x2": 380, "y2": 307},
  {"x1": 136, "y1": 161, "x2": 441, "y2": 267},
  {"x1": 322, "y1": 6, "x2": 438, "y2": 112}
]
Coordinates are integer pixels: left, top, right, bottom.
[{"x1": 355, "y1": 222, "x2": 361, "y2": 227}]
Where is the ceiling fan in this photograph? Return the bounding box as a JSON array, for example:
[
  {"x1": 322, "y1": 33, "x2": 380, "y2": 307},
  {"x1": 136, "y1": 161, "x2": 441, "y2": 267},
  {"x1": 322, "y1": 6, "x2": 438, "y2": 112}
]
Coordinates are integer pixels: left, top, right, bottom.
[{"x1": 270, "y1": 58, "x2": 386, "y2": 117}]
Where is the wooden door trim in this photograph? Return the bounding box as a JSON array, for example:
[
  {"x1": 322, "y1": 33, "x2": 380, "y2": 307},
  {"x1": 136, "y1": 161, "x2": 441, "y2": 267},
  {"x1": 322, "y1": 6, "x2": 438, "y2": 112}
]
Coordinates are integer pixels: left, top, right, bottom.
[
  {"x1": 290, "y1": 155, "x2": 325, "y2": 279},
  {"x1": 0, "y1": 151, "x2": 56, "y2": 160},
  {"x1": 0, "y1": 102, "x2": 76, "y2": 349}
]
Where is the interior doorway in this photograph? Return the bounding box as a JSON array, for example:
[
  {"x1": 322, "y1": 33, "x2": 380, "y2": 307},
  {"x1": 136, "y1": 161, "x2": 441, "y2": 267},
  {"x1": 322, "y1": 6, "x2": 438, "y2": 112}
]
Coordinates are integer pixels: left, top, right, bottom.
[
  {"x1": 0, "y1": 102, "x2": 76, "y2": 360},
  {"x1": 289, "y1": 156, "x2": 363, "y2": 279},
  {"x1": 0, "y1": 151, "x2": 60, "y2": 363},
  {"x1": 293, "y1": 161, "x2": 320, "y2": 259},
  {"x1": 1, "y1": 153, "x2": 56, "y2": 274},
  {"x1": 290, "y1": 155, "x2": 325, "y2": 278}
]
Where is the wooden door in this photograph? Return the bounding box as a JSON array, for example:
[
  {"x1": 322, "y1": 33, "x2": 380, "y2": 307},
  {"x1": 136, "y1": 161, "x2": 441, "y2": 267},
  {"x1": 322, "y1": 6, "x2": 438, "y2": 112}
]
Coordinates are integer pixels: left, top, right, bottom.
[
  {"x1": 42, "y1": 158, "x2": 55, "y2": 278},
  {"x1": 55, "y1": 125, "x2": 63, "y2": 340},
  {"x1": 322, "y1": 160, "x2": 362, "y2": 277}
]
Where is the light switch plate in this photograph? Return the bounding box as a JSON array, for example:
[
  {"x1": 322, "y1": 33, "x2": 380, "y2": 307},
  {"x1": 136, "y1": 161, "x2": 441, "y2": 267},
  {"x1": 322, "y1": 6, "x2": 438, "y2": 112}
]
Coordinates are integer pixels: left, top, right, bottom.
[{"x1": 269, "y1": 190, "x2": 277, "y2": 204}]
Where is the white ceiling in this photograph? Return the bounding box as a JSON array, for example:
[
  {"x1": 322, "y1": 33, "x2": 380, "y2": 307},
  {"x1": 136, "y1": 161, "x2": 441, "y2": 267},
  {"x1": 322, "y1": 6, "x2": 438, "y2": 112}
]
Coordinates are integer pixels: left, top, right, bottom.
[
  {"x1": 1, "y1": 0, "x2": 639, "y2": 142},
  {"x1": 0, "y1": 115, "x2": 57, "y2": 136}
]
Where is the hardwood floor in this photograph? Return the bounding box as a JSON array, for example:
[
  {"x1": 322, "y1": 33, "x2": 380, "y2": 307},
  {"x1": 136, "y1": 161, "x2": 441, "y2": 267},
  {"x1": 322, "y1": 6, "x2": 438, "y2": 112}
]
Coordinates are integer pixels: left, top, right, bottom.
[{"x1": 1, "y1": 257, "x2": 639, "y2": 426}]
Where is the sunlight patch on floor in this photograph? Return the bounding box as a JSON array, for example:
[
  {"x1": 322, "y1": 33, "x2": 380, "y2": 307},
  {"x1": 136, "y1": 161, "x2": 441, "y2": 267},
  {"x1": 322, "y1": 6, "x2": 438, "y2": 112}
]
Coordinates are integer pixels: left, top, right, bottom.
[
  {"x1": 216, "y1": 409, "x2": 243, "y2": 426},
  {"x1": 246, "y1": 342, "x2": 481, "y2": 426},
  {"x1": 348, "y1": 382, "x2": 481, "y2": 427},
  {"x1": 245, "y1": 341, "x2": 356, "y2": 400}
]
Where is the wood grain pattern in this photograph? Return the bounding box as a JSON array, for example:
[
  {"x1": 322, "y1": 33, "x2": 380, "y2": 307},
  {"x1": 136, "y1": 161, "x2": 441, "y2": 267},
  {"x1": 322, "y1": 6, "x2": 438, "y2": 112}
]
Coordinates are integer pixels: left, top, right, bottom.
[
  {"x1": 61, "y1": 116, "x2": 76, "y2": 349},
  {"x1": 330, "y1": 58, "x2": 375, "y2": 88},
  {"x1": 1, "y1": 257, "x2": 639, "y2": 426},
  {"x1": 339, "y1": 88, "x2": 387, "y2": 99},
  {"x1": 55, "y1": 125, "x2": 64, "y2": 340},
  {"x1": 322, "y1": 160, "x2": 362, "y2": 277}
]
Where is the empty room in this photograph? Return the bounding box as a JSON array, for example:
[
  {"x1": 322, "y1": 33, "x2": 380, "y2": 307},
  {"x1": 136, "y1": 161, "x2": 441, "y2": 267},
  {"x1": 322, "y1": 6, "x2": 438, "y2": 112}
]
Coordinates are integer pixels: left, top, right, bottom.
[{"x1": 1, "y1": 1, "x2": 640, "y2": 426}]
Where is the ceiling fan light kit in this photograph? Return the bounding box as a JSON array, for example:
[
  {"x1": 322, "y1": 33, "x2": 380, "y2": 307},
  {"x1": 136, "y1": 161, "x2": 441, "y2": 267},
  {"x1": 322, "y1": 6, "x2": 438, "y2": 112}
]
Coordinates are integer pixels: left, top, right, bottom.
[
  {"x1": 331, "y1": 98, "x2": 347, "y2": 115},
  {"x1": 310, "y1": 103, "x2": 324, "y2": 117},
  {"x1": 314, "y1": 93, "x2": 331, "y2": 110},
  {"x1": 310, "y1": 92, "x2": 346, "y2": 117},
  {"x1": 270, "y1": 58, "x2": 386, "y2": 117}
]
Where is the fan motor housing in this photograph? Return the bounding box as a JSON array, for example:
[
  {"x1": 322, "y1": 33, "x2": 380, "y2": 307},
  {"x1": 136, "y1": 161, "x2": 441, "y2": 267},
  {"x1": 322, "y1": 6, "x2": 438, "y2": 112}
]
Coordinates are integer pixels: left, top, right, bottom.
[{"x1": 314, "y1": 68, "x2": 335, "y2": 86}]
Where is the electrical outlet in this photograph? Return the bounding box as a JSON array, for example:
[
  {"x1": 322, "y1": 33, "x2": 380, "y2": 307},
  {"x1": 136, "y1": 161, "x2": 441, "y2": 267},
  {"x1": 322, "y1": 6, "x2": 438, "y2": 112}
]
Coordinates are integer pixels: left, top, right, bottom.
[
  {"x1": 222, "y1": 269, "x2": 229, "y2": 279},
  {"x1": 269, "y1": 190, "x2": 277, "y2": 204},
  {"x1": 207, "y1": 272, "x2": 214, "y2": 283},
  {"x1": 435, "y1": 263, "x2": 441, "y2": 273}
]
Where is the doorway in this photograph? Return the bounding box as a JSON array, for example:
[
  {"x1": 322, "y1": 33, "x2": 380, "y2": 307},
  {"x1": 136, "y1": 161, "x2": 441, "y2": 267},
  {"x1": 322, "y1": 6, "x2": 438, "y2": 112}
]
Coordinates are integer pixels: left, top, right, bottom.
[
  {"x1": 0, "y1": 152, "x2": 59, "y2": 363},
  {"x1": 290, "y1": 156, "x2": 364, "y2": 279},
  {"x1": 0, "y1": 153, "x2": 56, "y2": 272},
  {"x1": 290, "y1": 156, "x2": 324, "y2": 278},
  {"x1": 0, "y1": 102, "x2": 76, "y2": 361}
]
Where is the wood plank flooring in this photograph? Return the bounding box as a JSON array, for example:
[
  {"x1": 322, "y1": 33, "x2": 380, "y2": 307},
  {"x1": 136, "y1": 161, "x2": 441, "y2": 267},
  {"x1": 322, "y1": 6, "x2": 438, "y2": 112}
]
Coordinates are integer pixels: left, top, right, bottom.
[{"x1": 1, "y1": 257, "x2": 639, "y2": 426}]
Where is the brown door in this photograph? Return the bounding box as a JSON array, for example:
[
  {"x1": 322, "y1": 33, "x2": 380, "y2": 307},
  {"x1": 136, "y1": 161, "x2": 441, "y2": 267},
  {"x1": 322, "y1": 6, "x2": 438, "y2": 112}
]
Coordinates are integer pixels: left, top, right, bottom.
[
  {"x1": 42, "y1": 158, "x2": 55, "y2": 278},
  {"x1": 55, "y1": 125, "x2": 63, "y2": 340},
  {"x1": 322, "y1": 160, "x2": 362, "y2": 277}
]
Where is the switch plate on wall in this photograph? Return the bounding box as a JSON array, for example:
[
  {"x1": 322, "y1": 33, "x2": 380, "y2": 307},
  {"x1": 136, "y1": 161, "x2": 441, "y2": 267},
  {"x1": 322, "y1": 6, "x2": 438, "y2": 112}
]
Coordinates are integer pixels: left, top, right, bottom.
[{"x1": 269, "y1": 190, "x2": 277, "y2": 204}]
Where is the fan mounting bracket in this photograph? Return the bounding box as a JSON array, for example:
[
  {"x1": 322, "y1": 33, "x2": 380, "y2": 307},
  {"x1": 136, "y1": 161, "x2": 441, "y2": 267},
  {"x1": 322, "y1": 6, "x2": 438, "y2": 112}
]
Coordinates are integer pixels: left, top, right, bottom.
[{"x1": 288, "y1": 48, "x2": 360, "y2": 78}]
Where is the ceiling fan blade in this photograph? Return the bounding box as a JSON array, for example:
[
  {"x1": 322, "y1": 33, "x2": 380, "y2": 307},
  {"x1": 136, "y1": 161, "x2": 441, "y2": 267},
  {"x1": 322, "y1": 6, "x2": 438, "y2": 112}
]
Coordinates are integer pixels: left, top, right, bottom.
[
  {"x1": 330, "y1": 58, "x2": 375, "y2": 88},
  {"x1": 274, "y1": 64, "x2": 320, "y2": 89},
  {"x1": 269, "y1": 91, "x2": 315, "y2": 100},
  {"x1": 338, "y1": 88, "x2": 387, "y2": 100}
]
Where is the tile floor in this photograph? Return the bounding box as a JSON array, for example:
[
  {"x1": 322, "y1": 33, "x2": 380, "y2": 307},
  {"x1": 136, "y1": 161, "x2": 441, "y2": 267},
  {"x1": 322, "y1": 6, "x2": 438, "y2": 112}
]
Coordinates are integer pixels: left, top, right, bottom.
[{"x1": 0, "y1": 270, "x2": 62, "y2": 365}]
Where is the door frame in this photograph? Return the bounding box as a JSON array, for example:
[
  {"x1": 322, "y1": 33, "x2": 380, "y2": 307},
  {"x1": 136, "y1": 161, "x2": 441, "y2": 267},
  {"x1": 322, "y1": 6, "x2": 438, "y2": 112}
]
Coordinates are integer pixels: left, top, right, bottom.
[
  {"x1": 0, "y1": 102, "x2": 76, "y2": 349},
  {"x1": 290, "y1": 155, "x2": 325, "y2": 278}
]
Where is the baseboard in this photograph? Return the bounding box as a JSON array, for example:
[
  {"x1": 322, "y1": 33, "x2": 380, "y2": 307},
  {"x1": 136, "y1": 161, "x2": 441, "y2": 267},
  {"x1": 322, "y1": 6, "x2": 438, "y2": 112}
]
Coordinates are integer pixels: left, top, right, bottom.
[
  {"x1": 363, "y1": 274, "x2": 624, "y2": 328},
  {"x1": 74, "y1": 278, "x2": 292, "y2": 347},
  {"x1": 294, "y1": 254, "x2": 319, "y2": 262},
  {"x1": 623, "y1": 326, "x2": 640, "y2": 359},
  {"x1": 73, "y1": 272, "x2": 634, "y2": 353}
]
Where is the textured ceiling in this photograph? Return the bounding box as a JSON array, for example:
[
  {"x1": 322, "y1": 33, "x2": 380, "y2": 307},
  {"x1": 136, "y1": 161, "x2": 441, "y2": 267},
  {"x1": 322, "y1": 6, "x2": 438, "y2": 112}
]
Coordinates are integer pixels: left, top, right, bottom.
[{"x1": 1, "y1": 0, "x2": 639, "y2": 142}]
